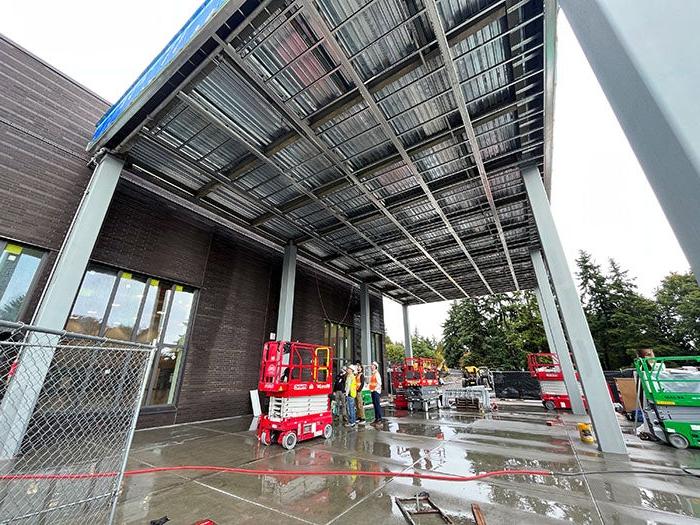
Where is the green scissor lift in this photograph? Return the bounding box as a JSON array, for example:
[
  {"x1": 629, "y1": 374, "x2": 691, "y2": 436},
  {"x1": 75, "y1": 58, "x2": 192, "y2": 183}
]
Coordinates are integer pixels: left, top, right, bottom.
[{"x1": 634, "y1": 356, "x2": 700, "y2": 449}]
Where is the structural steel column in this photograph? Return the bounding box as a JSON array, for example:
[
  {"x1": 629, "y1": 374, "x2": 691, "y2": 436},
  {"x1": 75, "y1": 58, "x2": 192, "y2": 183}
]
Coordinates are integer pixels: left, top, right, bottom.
[
  {"x1": 0, "y1": 153, "x2": 124, "y2": 459},
  {"x1": 402, "y1": 304, "x2": 412, "y2": 357},
  {"x1": 560, "y1": 0, "x2": 700, "y2": 282},
  {"x1": 523, "y1": 165, "x2": 626, "y2": 454},
  {"x1": 360, "y1": 283, "x2": 371, "y2": 364},
  {"x1": 532, "y1": 252, "x2": 586, "y2": 415},
  {"x1": 276, "y1": 242, "x2": 297, "y2": 341}
]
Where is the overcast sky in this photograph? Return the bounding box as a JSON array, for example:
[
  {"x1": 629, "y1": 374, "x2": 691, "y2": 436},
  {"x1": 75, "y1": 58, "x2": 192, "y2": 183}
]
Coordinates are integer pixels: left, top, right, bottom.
[{"x1": 0, "y1": 2, "x2": 689, "y2": 343}]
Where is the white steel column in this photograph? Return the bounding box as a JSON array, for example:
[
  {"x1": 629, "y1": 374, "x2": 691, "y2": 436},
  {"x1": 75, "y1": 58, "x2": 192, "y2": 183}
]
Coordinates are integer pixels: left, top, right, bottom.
[
  {"x1": 560, "y1": 0, "x2": 700, "y2": 282},
  {"x1": 0, "y1": 153, "x2": 124, "y2": 459},
  {"x1": 402, "y1": 304, "x2": 412, "y2": 357},
  {"x1": 532, "y1": 251, "x2": 586, "y2": 415},
  {"x1": 523, "y1": 165, "x2": 626, "y2": 454},
  {"x1": 276, "y1": 242, "x2": 297, "y2": 341},
  {"x1": 360, "y1": 283, "x2": 371, "y2": 364}
]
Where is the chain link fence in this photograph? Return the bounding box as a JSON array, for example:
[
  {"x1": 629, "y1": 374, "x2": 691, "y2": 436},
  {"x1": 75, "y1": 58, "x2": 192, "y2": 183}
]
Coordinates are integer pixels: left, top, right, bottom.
[{"x1": 0, "y1": 321, "x2": 155, "y2": 524}]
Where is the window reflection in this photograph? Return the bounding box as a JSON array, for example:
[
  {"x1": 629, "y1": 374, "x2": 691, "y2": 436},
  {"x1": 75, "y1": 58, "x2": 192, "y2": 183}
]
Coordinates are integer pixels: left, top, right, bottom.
[
  {"x1": 135, "y1": 280, "x2": 171, "y2": 344},
  {"x1": 67, "y1": 265, "x2": 196, "y2": 407},
  {"x1": 162, "y1": 287, "x2": 194, "y2": 346},
  {"x1": 103, "y1": 273, "x2": 147, "y2": 340},
  {"x1": 66, "y1": 268, "x2": 117, "y2": 335},
  {"x1": 149, "y1": 347, "x2": 182, "y2": 405},
  {"x1": 323, "y1": 321, "x2": 353, "y2": 367},
  {"x1": 0, "y1": 243, "x2": 43, "y2": 322}
]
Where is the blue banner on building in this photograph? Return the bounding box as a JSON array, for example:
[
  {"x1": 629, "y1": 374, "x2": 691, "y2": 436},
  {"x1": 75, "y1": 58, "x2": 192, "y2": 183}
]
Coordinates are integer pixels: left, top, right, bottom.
[{"x1": 90, "y1": 0, "x2": 229, "y2": 147}]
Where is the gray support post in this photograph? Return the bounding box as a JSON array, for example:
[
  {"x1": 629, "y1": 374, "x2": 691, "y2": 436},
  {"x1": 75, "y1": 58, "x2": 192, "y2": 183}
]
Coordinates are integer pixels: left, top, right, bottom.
[
  {"x1": 532, "y1": 252, "x2": 586, "y2": 415},
  {"x1": 523, "y1": 165, "x2": 626, "y2": 454},
  {"x1": 402, "y1": 304, "x2": 412, "y2": 357},
  {"x1": 360, "y1": 283, "x2": 371, "y2": 364},
  {"x1": 560, "y1": 0, "x2": 700, "y2": 282},
  {"x1": 0, "y1": 153, "x2": 124, "y2": 459},
  {"x1": 276, "y1": 242, "x2": 297, "y2": 341}
]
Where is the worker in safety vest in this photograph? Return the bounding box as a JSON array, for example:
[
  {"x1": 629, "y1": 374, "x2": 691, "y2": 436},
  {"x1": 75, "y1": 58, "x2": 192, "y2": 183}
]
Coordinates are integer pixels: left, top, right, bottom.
[
  {"x1": 353, "y1": 361, "x2": 366, "y2": 424},
  {"x1": 369, "y1": 361, "x2": 384, "y2": 425},
  {"x1": 345, "y1": 366, "x2": 357, "y2": 427}
]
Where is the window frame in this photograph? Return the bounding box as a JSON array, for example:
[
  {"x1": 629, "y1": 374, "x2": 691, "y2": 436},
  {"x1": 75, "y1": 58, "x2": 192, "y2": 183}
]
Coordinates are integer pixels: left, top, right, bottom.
[
  {"x1": 66, "y1": 263, "x2": 198, "y2": 409},
  {"x1": 0, "y1": 239, "x2": 47, "y2": 323}
]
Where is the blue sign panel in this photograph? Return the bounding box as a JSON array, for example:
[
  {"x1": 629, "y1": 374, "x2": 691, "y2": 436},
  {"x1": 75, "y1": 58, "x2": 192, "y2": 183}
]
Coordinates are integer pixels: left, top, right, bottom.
[{"x1": 91, "y1": 0, "x2": 229, "y2": 146}]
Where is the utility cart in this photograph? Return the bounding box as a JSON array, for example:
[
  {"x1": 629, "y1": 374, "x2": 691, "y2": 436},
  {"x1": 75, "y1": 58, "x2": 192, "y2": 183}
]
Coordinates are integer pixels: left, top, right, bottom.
[
  {"x1": 634, "y1": 355, "x2": 700, "y2": 449},
  {"x1": 257, "y1": 341, "x2": 333, "y2": 450}
]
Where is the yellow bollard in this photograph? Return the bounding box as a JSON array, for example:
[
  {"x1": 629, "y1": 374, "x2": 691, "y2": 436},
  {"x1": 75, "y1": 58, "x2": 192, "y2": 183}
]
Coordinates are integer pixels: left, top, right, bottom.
[{"x1": 577, "y1": 422, "x2": 596, "y2": 444}]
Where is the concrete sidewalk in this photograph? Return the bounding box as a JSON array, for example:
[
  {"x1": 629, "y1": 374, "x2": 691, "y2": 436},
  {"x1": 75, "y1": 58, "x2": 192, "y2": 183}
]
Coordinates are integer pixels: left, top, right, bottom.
[{"x1": 116, "y1": 405, "x2": 700, "y2": 524}]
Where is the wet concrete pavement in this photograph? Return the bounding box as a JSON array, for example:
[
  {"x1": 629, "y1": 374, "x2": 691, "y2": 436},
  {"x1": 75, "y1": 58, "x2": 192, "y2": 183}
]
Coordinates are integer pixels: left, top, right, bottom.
[{"x1": 117, "y1": 404, "x2": 700, "y2": 524}]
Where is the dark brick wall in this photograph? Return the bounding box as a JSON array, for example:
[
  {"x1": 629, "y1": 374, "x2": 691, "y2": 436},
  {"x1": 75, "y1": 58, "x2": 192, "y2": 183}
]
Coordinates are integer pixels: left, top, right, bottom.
[
  {"x1": 0, "y1": 35, "x2": 109, "y2": 322},
  {"x1": 174, "y1": 236, "x2": 275, "y2": 424},
  {"x1": 91, "y1": 185, "x2": 213, "y2": 287},
  {"x1": 292, "y1": 267, "x2": 385, "y2": 364}
]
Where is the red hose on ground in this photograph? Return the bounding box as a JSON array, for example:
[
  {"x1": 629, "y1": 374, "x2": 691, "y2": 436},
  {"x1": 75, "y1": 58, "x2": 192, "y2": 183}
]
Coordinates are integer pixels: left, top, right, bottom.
[{"x1": 0, "y1": 466, "x2": 554, "y2": 482}]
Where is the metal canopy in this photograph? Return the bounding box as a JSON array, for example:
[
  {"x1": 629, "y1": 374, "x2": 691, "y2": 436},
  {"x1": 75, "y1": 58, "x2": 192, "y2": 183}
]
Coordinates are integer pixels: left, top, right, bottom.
[{"x1": 89, "y1": 0, "x2": 555, "y2": 305}]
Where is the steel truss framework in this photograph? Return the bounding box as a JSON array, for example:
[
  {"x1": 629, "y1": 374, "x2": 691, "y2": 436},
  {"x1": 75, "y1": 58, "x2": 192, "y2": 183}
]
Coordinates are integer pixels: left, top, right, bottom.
[{"x1": 95, "y1": 0, "x2": 555, "y2": 304}]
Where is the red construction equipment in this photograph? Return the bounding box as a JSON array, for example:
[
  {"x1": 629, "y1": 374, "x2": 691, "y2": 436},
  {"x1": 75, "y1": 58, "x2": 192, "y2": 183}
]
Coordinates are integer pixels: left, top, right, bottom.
[
  {"x1": 526, "y1": 352, "x2": 611, "y2": 411},
  {"x1": 257, "y1": 341, "x2": 333, "y2": 449},
  {"x1": 528, "y1": 352, "x2": 581, "y2": 410},
  {"x1": 392, "y1": 357, "x2": 441, "y2": 411}
]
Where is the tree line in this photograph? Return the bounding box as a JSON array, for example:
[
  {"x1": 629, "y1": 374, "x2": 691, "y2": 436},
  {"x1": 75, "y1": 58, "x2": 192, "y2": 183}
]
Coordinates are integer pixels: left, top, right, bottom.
[{"x1": 386, "y1": 251, "x2": 700, "y2": 371}]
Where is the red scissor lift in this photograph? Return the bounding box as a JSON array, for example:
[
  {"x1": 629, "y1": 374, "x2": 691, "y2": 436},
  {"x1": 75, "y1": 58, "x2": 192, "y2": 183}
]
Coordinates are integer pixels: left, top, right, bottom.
[
  {"x1": 258, "y1": 341, "x2": 333, "y2": 449},
  {"x1": 527, "y1": 352, "x2": 586, "y2": 410},
  {"x1": 393, "y1": 357, "x2": 440, "y2": 411}
]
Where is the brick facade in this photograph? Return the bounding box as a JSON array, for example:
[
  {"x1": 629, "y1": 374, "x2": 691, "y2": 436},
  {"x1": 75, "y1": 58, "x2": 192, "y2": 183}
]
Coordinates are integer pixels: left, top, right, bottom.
[{"x1": 0, "y1": 36, "x2": 387, "y2": 429}]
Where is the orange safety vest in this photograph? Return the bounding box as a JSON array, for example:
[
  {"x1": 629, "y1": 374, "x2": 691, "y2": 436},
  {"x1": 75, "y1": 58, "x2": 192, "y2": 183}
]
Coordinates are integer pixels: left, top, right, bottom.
[{"x1": 369, "y1": 372, "x2": 378, "y2": 392}]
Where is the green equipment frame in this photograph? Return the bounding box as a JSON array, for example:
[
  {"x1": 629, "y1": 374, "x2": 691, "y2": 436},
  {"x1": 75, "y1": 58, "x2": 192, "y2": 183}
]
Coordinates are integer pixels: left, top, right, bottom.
[{"x1": 634, "y1": 356, "x2": 700, "y2": 449}]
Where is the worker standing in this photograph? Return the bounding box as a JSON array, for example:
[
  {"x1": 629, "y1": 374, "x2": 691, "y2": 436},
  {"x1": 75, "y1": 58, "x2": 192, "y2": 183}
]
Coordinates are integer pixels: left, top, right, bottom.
[
  {"x1": 333, "y1": 366, "x2": 348, "y2": 424},
  {"x1": 345, "y1": 365, "x2": 357, "y2": 427},
  {"x1": 354, "y1": 361, "x2": 366, "y2": 425},
  {"x1": 369, "y1": 361, "x2": 384, "y2": 425}
]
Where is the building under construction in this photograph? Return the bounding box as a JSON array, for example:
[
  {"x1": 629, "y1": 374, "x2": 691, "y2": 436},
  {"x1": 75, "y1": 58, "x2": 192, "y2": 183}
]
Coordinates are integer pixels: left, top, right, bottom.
[{"x1": 0, "y1": 0, "x2": 699, "y2": 523}]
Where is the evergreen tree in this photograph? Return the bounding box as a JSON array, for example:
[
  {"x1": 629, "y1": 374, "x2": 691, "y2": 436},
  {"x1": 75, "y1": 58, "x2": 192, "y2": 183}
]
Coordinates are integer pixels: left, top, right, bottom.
[{"x1": 655, "y1": 271, "x2": 700, "y2": 355}]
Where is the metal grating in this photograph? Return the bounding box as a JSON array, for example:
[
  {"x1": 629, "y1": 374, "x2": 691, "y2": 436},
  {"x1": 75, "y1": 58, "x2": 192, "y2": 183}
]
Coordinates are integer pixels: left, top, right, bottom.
[{"x1": 92, "y1": 0, "x2": 554, "y2": 304}]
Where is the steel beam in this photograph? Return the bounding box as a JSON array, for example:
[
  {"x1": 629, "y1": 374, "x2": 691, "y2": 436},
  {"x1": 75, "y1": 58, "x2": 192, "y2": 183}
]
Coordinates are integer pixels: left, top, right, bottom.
[
  {"x1": 177, "y1": 91, "x2": 432, "y2": 302},
  {"x1": 560, "y1": 0, "x2": 700, "y2": 283},
  {"x1": 360, "y1": 283, "x2": 372, "y2": 364},
  {"x1": 215, "y1": 35, "x2": 459, "y2": 301},
  {"x1": 402, "y1": 304, "x2": 413, "y2": 357},
  {"x1": 302, "y1": 0, "x2": 492, "y2": 296},
  {"x1": 522, "y1": 165, "x2": 626, "y2": 454},
  {"x1": 424, "y1": 0, "x2": 519, "y2": 291},
  {"x1": 277, "y1": 243, "x2": 297, "y2": 341},
  {"x1": 531, "y1": 250, "x2": 586, "y2": 415},
  {"x1": 0, "y1": 153, "x2": 124, "y2": 459}
]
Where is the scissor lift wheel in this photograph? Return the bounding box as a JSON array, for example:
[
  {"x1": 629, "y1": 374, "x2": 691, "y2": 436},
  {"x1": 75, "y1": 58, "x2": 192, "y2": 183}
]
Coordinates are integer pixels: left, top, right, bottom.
[
  {"x1": 668, "y1": 433, "x2": 690, "y2": 449},
  {"x1": 281, "y1": 431, "x2": 298, "y2": 450},
  {"x1": 260, "y1": 430, "x2": 271, "y2": 446},
  {"x1": 323, "y1": 424, "x2": 333, "y2": 439}
]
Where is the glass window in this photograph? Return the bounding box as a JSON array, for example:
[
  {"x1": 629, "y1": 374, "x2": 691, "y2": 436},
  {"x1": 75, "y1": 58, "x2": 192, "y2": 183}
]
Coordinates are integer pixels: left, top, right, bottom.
[
  {"x1": 371, "y1": 332, "x2": 382, "y2": 364},
  {"x1": 103, "y1": 273, "x2": 147, "y2": 340},
  {"x1": 149, "y1": 347, "x2": 183, "y2": 406},
  {"x1": 67, "y1": 264, "x2": 196, "y2": 407},
  {"x1": 135, "y1": 280, "x2": 171, "y2": 344},
  {"x1": 66, "y1": 268, "x2": 117, "y2": 335},
  {"x1": 0, "y1": 242, "x2": 43, "y2": 321},
  {"x1": 323, "y1": 320, "x2": 353, "y2": 367},
  {"x1": 162, "y1": 286, "x2": 194, "y2": 346}
]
